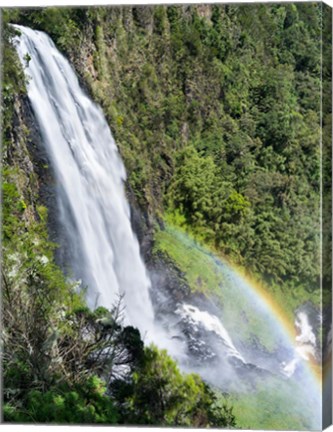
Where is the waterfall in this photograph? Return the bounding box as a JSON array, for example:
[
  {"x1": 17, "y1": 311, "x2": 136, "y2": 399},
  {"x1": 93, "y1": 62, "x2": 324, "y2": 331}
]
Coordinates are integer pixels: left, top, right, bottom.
[
  {"x1": 12, "y1": 24, "x2": 322, "y2": 431},
  {"x1": 176, "y1": 303, "x2": 246, "y2": 362},
  {"x1": 282, "y1": 310, "x2": 318, "y2": 377},
  {"x1": 14, "y1": 24, "x2": 157, "y2": 339}
]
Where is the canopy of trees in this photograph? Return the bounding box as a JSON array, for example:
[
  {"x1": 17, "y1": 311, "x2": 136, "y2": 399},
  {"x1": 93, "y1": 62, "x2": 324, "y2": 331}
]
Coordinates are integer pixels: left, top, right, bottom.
[
  {"x1": 7, "y1": 3, "x2": 324, "y2": 291},
  {"x1": 2, "y1": 3, "x2": 330, "y2": 426}
]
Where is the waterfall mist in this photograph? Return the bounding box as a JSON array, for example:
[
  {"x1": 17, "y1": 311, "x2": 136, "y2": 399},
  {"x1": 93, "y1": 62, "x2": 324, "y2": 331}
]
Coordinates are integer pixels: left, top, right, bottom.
[{"x1": 14, "y1": 24, "x2": 322, "y2": 430}]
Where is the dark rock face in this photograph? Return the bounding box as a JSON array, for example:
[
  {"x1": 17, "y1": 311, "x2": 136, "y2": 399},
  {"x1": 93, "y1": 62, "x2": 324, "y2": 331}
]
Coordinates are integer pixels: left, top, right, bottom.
[
  {"x1": 7, "y1": 98, "x2": 34, "y2": 176},
  {"x1": 5, "y1": 93, "x2": 56, "y2": 227},
  {"x1": 20, "y1": 95, "x2": 57, "y2": 225},
  {"x1": 13, "y1": 94, "x2": 77, "y2": 270},
  {"x1": 323, "y1": 306, "x2": 332, "y2": 362},
  {"x1": 148, "y1": 251, "x2": 191, "y2": 311},
  {"x1": 128, "y1": 189, "x2": 154, "y2": 262}
]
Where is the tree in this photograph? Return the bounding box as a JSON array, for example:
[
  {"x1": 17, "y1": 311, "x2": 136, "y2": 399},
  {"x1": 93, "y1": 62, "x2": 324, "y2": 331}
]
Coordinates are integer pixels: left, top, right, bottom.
[
  {"x1": 112, "y1": 344, "x2": 236, "y2": 428},
  {"x1": 4, "y1": 377, "x2": 119, "y2": 424}
]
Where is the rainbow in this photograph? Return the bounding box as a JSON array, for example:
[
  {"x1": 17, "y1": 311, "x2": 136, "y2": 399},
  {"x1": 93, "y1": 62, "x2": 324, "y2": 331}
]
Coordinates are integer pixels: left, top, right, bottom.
[
  {"x1": 227, "y1": 261, "x2": 323, "y2": 388},
  {"x1": 170, "y1": 225, "x2": 323, "y2": 390}
]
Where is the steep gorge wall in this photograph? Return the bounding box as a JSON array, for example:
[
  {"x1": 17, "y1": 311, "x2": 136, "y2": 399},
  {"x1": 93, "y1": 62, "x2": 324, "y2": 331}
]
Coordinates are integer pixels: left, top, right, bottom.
[
  {"x1": 4, "y1": 3, "x2": 324, "y2": 305},
  {"x1": 10, "y1": 5, "x2": 216, "y2": 215},
  {"x1": 3, "y1": 51, "x2": 50, "y2": 230}
]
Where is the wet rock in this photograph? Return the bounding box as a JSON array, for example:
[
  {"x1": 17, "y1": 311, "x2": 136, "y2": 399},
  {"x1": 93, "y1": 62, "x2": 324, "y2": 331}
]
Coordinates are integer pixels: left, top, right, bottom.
[
  {"x1": 128, "y1": 192, "x2": 154, "y2": 261},
  {"x1": 148, "y1": 250, "x2": 191, "y2": 309}
]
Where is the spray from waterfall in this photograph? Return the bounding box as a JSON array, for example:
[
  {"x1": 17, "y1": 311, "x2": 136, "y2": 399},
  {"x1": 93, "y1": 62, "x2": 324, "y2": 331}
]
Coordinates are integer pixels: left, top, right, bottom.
[{"x1": 14, "y1": 24, "x2": 322, "y2": 430}]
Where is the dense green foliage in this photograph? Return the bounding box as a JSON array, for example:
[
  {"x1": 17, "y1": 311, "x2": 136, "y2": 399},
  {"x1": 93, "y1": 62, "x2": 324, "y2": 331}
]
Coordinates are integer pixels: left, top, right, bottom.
[
  {"x1": 2, "y1": 163, "x2": 234, "y2": 426},
  {"x1": 154, "y1": 223, "x2": 320, "y2": 327},
  {"x1": 2, "y1": 3, "x2": 329, "y2": 428},
  {"x1": 2, "y1": 18, "x2": 27, "y2": 153},
  {"x1": 322, "y1": 3, "x2": 332, "y2": 309},
  {"x1": 4, "y1": 377, "x2": 119, "y2": 424},
  {"x1": 8, "y1": 3, "x2": 323, "y2": 294},
  {"x1": 111, "y1": 344, "x2": 235, "y2": 427},
  {"x1": 1, "y1": 16, "x2": 236, "y2": 427}
]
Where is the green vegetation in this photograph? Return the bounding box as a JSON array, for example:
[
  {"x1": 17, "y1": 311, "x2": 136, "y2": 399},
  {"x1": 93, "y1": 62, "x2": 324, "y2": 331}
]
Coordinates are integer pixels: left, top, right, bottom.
[
  {"x1": 2, "y1": 154, "x2": 235, "y2": 429},
  {"x1": 230, "y1": 378, "x2": 316, "y2": 430},
  {"x1": 111, "y1": 344, "x2": 235, "y2": 427},
  {"x1": 4, "y1": 377, "x2": 119, "y2": 424},
  {"x1": 2, "y1": 16, "x2": 27, "y2": 154},
  {"x1": 154, "y1": 222, "x2": 320, "y2": 325},
  {"x1": 2, "y1": 3, "x2": 329, "y2": 428},
  {"x1": 322, "y1": 3, "x2": 332, "y2": 313},
  {"x1": 1, "y1": 16, "x2": 235, "y2": 428},
  {"x1": 8, "y1": 3, "x2": 322, "y2": 295},
  {"x1": 154, "y1": 223, "x2": 226, "y2": 300}
]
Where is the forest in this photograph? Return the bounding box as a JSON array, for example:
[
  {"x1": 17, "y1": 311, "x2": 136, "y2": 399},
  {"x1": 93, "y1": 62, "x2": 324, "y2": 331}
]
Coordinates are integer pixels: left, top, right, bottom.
[{"x1": 2, "y1": 3, "x2": 331, "y2": 428}]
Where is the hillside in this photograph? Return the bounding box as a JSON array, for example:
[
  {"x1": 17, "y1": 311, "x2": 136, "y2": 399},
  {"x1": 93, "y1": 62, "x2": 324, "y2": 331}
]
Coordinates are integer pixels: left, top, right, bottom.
[{"x1": 2, "y1": 3, "x2": 331, "y2": 429}]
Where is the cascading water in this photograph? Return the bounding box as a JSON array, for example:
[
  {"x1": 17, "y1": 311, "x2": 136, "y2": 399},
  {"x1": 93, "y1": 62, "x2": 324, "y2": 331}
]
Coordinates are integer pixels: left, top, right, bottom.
[
  {"x1": 176, "y1": 303, "x2": 246, "y2": 363},
  {"x1": 13, "y1": 24, "x2": 158, "y2": 339},
  {"x1": 14, "y1": 25, "x2": 322, "y2": 430}
]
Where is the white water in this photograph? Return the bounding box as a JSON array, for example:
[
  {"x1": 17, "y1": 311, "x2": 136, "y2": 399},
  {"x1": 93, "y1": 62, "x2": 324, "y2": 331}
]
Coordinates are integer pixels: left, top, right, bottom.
[
  {"x1": 281, "y1": 311, "x2": 317, "y2": 377},
  {"x1": 14, "y1": 25, "x2": 160, "y2": 340},
  {"x1": 13, "y1": 23, "x2": 320, "y2": 359},
  {"x1": 295, "y1": 311, "x2": 317, "y2": 361},
  {"x1": 176, "y1": 303, "x2": 246, "y2": 362},
  {"x1": 13, "y1": 26, "x2": 322, "y2": 429},
  {"x1": 13, "y1": 24, "x2": 318, "y2": 372}
]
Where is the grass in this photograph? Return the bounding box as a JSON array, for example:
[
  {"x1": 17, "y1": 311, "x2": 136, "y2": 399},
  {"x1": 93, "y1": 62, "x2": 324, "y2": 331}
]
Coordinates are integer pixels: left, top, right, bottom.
[
  {"x1": 230, "y1": 376, "x2": 320, "y2": 430},
  {"x1": 153, "y1": 224, "x2": 226, "y2": 302},
  {"x1": 153, "y1": 223, "x2": 322, "y2": 430},
  {"x1": 153, "y1": 224, "x2": 278, "y2": 351},
  {"x1": 155, "y1": 214, "x2": 320, "y2": 315},
  {"x1": 153, "y1": 221, "x2": 321, "y2": 352}
]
